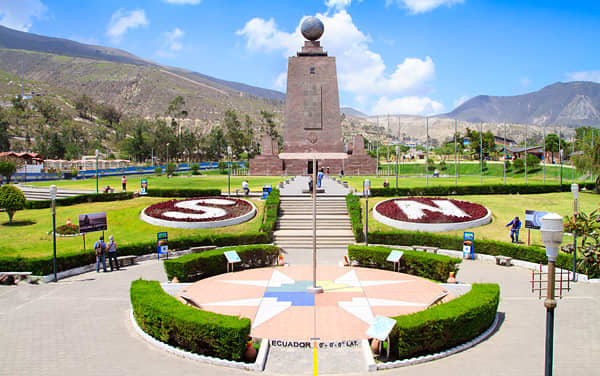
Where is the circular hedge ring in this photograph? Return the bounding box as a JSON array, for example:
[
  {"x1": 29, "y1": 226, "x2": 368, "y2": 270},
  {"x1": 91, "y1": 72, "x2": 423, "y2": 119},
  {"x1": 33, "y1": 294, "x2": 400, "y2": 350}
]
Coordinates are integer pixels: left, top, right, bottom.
[
  {"x1": 373, "y1": 197, "x2": 491, "y2": 232},
  {"x1": 140, "y1": 197, "x2": 256, "y2": 229}
]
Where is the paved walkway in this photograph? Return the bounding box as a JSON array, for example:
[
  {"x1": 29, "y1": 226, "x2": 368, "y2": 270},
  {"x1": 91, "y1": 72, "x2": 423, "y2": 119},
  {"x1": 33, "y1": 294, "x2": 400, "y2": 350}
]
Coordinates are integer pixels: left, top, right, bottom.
[
  {"x1": 279, "y1": 175, "x2": 351, "y2": 196},
  {"x1": 1, "y1": 257, "x2": 598, "y2": 375}
]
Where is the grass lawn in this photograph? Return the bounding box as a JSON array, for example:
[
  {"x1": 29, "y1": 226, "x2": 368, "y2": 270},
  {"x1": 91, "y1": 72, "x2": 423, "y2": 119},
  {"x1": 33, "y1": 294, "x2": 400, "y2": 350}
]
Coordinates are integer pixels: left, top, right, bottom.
[
  {"x1": 26, "y1": 174, "x2": 288, "y2": 193},
  {"x1": 0, "y1": 196, "x2": 265, "y2": 258},
  {"x1": 362, "y1": 191, "x2": 599, "y2": 248}
]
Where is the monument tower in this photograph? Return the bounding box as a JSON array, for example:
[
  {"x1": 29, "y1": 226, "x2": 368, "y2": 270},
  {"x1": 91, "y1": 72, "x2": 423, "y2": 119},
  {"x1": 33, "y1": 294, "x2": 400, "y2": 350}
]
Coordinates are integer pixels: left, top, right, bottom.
[{"x1": 249, "y1": 17, "x2": 376, "y2": 175}]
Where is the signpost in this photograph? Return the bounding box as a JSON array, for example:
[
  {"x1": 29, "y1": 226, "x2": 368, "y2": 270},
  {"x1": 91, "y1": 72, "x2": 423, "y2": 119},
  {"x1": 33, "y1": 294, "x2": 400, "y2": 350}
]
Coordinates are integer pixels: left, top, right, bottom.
[
  {"x1": 386, "y1": 250, "x2": 404, "y2": 272},
  {"x1": 157, "y1": 232, "x2": 168, "y2": 260},
  {"x1": 224, "y1": 250, "x2": 241, "y2": 272},
  {"x1": 525, "y1": 210, "x2": 550, "y2": 246},
  {"x1": 463, "y1": 232, "x2": 475, "y2": 259},
  {"x1": 366, "y1": 315, "x2": 396, "y2": 360},
  {"x1": 140, "y1": 179, "x2": 148, "y2": 195}
]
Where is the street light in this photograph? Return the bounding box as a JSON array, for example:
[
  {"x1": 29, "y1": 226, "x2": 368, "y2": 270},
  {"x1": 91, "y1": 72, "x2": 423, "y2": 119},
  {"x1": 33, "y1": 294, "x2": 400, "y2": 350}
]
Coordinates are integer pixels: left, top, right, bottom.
[
  {"x1": 395, "y1": 145, "x2": 399, "y2": 188},
  {"x1": 227, "y1": 146, "x2": 232, "y2": 197},
  {"x1": 571, "y1": 183, "x2": 579, "y2": 282},
  {"x1": 95, "y1": 149, "x2": 99, "y2": 194},
  {"x1": 364, "y1": 179, "x2": 370, "y2": 246},
  {"x1": 50, "y1": 185, "x2": 58, "y2": 283},
  {"x1": 166, "y1": 143, "x2": 170, "y2": 164},
  {"x1": 540, "y1": 212, "x2": 564, "y2": 376}
]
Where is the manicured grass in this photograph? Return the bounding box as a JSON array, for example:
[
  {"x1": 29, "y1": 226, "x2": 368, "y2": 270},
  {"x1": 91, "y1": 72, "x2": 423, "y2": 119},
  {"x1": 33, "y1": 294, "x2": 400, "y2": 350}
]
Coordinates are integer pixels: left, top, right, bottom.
[
  {"x1": 26, "y1": 174, "x2": 287, "y2": 193},
  {"x1": 0, "y1": 196, "x2": 264, "y2": 258},
  {"x1": 363, "y1": 191, "x2": 598, "y2": 248}
]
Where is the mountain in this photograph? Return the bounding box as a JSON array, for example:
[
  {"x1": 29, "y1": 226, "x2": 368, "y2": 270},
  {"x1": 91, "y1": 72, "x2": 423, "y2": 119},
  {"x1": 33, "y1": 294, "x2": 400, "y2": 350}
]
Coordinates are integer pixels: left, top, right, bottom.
[
  {"x1": 0, "y1": 25, "x2": 285, "y2": 107},
  {"x1": 341, "y1": 106, "x2": 368, "y2": 118},
  {"x1": 441, "y1": 81, "x2": 600, "y2": 127}
]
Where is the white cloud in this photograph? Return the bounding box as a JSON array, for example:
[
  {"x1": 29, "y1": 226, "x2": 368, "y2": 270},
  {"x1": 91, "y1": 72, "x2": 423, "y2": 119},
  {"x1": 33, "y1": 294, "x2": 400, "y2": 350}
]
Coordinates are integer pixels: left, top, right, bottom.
[
  {"x1": 106, "y1": 9, "x2": 149, "y2": 43},
  {"x1": 325, "y1": 0, "x2": 353, "y2": 10},
  {"x1": 520, "y1": 77, "x2": 531, "y2": 88},
  {"x1": 164, "y1": 28, "x2": 184, "y2": 51},
  {"x1": 372, "y1": 96, "x2": 444, "y2": 116},
  {"x1": 237, "y1": 10, "x2": 436, "y2": 101},
  {"x1": 565, "y1": 71, "x2": 600, "y2": 83},
  {"x1": 274, "y1": 72, "x2": 287, "y2": 90},
  {"x1": 453, "y1": 95, "x2": 469, "y2": 108},
  {"x1": 386, "y1": 0, "x2": 464, "y2": 14},
  {"x1": 0, "y1": 0, "x2": 47, "y2": 32},
  {"x1": 163, "y1": 0, "x2": 202, "y2": 4}
]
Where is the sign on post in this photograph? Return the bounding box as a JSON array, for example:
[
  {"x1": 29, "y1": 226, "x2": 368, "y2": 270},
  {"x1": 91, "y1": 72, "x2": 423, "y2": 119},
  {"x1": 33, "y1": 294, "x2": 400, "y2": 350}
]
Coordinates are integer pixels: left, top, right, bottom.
[
  {"x1": 525, "y1": 210, "x2": 549, "y2": 230},
  {"x1": 463, "y1": 232, "x2": 475, "y2": 259},
  {"x1": 224, "y1": 250, "x2": 241, "y2": 272},
  {"x1": 366, "y1": 315, "x2": 396, "y2": 360},
  {"x1": 78, "y1": 212, "x2": 108, "y2": 234},
  {"x1": 140, "y1": 179, "x2": 148, "y2": 195},
  {"x1": 157, "y1": 232, "x2": 168, "y2": 260},
  {"x1": 386, "y1": 250, "x2": 403, "y2": 272}
]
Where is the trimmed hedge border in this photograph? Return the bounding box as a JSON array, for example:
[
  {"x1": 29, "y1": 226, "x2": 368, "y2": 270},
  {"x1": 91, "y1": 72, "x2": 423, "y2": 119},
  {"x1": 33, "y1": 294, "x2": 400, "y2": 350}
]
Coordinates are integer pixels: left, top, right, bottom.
[
  {"x1": 259, "y1": 189, "x2": 280, "y2": 235},
  {"x1": 368, "y1": 230, "x2": 577, "y2": 274},
  {"x1": 348, "y1": 245, "x2": 460, "y2": 282},
  {"x1": 130, "y1": 279, "x2": 250, "y2": 361},
  {"x1": 164, "y1": 244, "x2": 280, "y2": 282},
  {"x1": 370, "y1": 182, "x2": 596, "y2": 197},
  {"x1": 390, "y1": 283, "x2": 500, "y2": 360},
  {"x1": 346, "y1": 193, "x2": 365, "y2": 242},
  {"x1": 25, "y1": 192, "x2": 134, "y2": 209},
  {"x1": 146, "y1": 188, "x2": 221, "y2": 197}
]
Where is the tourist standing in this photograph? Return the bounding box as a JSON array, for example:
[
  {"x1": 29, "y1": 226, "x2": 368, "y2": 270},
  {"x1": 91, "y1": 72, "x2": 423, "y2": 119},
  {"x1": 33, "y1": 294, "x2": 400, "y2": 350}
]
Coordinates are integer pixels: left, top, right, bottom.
[
  {"x1": 505, "y1": 216, "x2": 521, "y2": 244},
  {"x1": 121, "y1": 176, "x2": 127, "y2": 191},
  {"x1": 106, "y1": 235, "x2": 119, "y2": 271},
  {"x1": 308, "y1": 175, "x2": 313, "y2": 193},
  {"x1": 94, "y1": 235, "x2": 107, "y2": 272},
  {"x1": 317, "y1": 168, "x2": 324, "y2": 188}
]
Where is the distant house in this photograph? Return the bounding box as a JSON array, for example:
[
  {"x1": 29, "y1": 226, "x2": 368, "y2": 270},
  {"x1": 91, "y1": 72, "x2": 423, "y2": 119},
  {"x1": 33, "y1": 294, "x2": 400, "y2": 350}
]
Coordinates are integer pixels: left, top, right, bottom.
[
  {"x1": 494, "y1": 135, "x2": 517, "y2": 146},
  {"x1": 0, "y1": 152, "x2": 44, "y2": 173},
  {"x1": 499, "y1": 145, "x2": 567, "y2": 163}
]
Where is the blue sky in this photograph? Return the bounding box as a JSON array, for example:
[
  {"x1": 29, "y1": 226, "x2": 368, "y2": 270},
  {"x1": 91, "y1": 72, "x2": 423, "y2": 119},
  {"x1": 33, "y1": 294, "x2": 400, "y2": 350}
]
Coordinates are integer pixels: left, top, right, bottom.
[{"x1": 1, "y1": 0, "x2": 599, "y2": 116}]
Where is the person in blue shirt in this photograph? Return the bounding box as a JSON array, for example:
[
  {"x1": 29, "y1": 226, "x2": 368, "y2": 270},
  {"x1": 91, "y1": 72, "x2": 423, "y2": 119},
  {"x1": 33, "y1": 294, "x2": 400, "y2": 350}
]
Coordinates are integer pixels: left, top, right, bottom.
[
  {"x1": 94, "y1": 235, "x2": 107, "y2": 272},
  {"x1": 506, "y1": 216, "x2": 521, "y2": 244},
  {"x1": 317, "y1": 168, "x2": 324, "y2": 188}
]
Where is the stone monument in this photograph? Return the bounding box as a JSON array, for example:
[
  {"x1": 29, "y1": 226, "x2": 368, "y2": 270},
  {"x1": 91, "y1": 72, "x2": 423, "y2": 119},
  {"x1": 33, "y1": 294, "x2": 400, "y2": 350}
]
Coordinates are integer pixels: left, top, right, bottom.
[{"x1": 249, "y1": 16, "x2": 377, "y2": 175}]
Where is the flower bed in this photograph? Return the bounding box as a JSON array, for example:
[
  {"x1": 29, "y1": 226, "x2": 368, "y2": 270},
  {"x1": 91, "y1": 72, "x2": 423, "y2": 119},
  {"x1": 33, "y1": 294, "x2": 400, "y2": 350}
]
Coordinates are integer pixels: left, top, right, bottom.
[
  {"x1": 373, "y1": 197, "x2": 491, "y2": 232},
  {"x1": 140, "y1": 197, "x2": 256, "y2": 229}
]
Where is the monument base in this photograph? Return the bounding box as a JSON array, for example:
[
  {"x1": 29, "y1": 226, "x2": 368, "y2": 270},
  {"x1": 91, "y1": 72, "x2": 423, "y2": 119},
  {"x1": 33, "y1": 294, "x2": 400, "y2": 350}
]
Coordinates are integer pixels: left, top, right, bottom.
[{"x1": 249, "y1": 155, "x2": 284, "y2": 176}]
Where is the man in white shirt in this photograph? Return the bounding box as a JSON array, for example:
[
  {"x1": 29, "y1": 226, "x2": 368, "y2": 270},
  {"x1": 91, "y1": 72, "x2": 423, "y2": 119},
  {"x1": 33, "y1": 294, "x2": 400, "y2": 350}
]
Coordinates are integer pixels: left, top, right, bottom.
[{"x1": 242, "y1": 180, "x2": 249, "y2": 195}]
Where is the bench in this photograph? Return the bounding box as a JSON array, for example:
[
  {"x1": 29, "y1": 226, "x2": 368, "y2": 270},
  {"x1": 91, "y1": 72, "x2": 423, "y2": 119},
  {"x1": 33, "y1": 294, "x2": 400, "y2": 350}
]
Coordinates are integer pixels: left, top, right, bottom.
[
  {"x1": 190, "y1": 245, "x2": 217, "y2": 253},
  {"x1": 117, "y1": 255, "x2": 137, "y2": 267},
  {"x1": 426, "y1": 291, "x2": 449, "y2": 308},
  {"x1": 180, "y1": 295, "x2": 202, "y2": 309},
  {"x1": 495, "y1": 255, "x2": 513, "y2": 266},
  {"x1": 412, "y1": 245, "x2": 439, "y2": 254}
]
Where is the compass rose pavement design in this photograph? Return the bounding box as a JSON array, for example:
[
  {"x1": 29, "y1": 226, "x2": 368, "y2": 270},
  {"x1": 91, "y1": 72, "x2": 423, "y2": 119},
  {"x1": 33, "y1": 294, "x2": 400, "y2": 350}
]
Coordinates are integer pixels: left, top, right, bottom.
[{"x1": 177, "y1": 265, "x2": 452, "y2": 341}]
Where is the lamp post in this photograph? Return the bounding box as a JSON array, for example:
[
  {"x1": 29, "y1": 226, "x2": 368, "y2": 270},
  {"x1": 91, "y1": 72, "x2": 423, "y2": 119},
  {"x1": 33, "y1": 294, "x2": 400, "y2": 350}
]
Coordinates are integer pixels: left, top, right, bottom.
[
  {"x1": 571, "y1": 183, "x2": 579, "y2": 282},
  {"x1": 540, "y1": 213, "x2": 564, "y2": 376},
  {"x1": 166, "y1": 143, "x2": 170, "y2": 164},
  {"x1": 395, "y1": 145, "x2": 399, "y2": 188},
  {"x1": 95, "y1": 149, "x2": 99, "y2": 194},
  {"x1": 307, "y1": 157, "x2": 323, "y2": 294},
  {"x1": 227, "y1": 146, "x2": 232, "y2": 197},
  {"x1": 50, "y1": 185, "x2": 58, "y2": 283},
  {"x1": 364, "y1": 179, "x2": 370, "y2": 246}
]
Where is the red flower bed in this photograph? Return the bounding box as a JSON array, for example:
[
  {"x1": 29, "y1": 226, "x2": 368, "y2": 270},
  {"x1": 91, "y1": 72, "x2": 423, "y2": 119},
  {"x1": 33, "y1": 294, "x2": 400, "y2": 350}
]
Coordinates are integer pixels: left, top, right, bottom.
[
  {"x1": 143, "y1": 197, "x2": 253, "y2": 222},
  {"x1": 375, "y1": 197, "x2": 488, "y2": 224}
]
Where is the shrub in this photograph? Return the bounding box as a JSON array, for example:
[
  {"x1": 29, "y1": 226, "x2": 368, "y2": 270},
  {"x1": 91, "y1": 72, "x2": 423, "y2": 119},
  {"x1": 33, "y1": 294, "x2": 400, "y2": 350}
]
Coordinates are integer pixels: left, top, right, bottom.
[
  {"x1": 526, "y1": 154, "x2": 541, "y2": 170},
  {"x1": 131, "y1": 280, "x2": 250, "y2": 360},
  {"x1": 164, "y1": 244, "x2": 281, "y2": 282},
  {"x1": 504, "y1": 159, "x2": 511, "y2": 171},
  {"x1": 391, "y1": 283, "x2": 499, "y2": 359},
  {"x1": 513, "y1": 158, "x2": 525, "y2": 172},
  {"x1": 348, "y1": 245, "x2": 460, "y2": 282},
  {"x1": 190, "y1": 163, "x2": 200, "y2": 175},
  {"x1": 218, "y1": 161, "x2": 227, "y2": 174},
  {"x1": 259, "y1": 188, "x2": 280, "y2": 235},
  {"x1": 346, "y1": 193, "x2": 364, "y2": 242},
  {"x1": 166, "y1": 162, "x2": 177, "y2": 177},
  {"x1": 439, "y1": 160, "x2": 447, "y2": 171},
  {"x1": 0, "y1": 185, "x2": 26, "y2": 223},
  {"x1": 154, "y1": 166, "x2": 163, "y2": 176},
  {"x1": 55, "y1": 223, "x2": 79, "y2": 235},
  {"x1": 25, "y1": 192, "x2": 133, "y2": 209}
]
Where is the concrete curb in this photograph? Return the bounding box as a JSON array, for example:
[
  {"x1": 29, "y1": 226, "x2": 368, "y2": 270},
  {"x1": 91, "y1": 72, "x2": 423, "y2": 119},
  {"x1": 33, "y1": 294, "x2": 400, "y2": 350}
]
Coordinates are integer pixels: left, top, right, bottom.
[
  {"x1": 374, "y1": 313, "x2": 501, "y2": 371},
  {"x1": 129, "y1": 309, "x2": 268, "y2": 371}
]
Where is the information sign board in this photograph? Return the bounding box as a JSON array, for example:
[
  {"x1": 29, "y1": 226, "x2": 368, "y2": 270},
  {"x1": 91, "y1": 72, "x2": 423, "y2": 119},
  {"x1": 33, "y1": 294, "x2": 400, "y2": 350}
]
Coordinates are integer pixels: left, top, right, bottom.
[
  {"x1": 386, "y1": 250, "x2": 403, "y2": 263},
  {"x1": 525, "y1": 210, "x2": 549, "y2": 230},
  {"x1": 78, "y1": 212, "x2": 108, "y2": 234},
  {"x1": 224, "y1": 250, "x2": 241, "y2": 263},
  {"x1": 366, "y1": 315, "x2": 396, "y2": 341}
]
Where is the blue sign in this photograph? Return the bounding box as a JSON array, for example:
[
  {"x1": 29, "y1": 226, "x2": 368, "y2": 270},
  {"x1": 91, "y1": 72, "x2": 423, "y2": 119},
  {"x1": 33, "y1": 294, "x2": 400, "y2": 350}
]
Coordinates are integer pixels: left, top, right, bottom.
[
  {"x1": 386, "y1": 250, "x2": 404, "y2": 263},
  {"x1": 463, "y1": 232, "x2": 474, "y2": 259},
  {"x1": 140, "y1": 179, "x2": 148, "y2": 195},
  {"x1": 366, "y1": 315, "x2": 396, "y2": 341},
  {"x1": 224, "y1": 250, "x2": 241, "y2": 263},
  {"x1": 157, "y1": 232, "x2": 168, "y2": 260}
]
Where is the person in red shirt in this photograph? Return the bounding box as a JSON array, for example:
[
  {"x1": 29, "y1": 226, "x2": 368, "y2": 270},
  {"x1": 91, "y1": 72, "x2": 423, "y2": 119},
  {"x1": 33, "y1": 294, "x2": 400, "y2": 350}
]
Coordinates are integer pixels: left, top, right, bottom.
[{"x1": 121, "y1": 176, "x2": 127, "y2": 191}]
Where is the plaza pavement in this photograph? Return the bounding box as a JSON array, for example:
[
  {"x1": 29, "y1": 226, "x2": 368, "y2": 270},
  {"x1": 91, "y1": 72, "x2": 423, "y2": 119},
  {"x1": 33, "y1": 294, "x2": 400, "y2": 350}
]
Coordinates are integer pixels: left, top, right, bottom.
[{"x1": 1, "y1": 256, "x2": 598, "y2": 375}]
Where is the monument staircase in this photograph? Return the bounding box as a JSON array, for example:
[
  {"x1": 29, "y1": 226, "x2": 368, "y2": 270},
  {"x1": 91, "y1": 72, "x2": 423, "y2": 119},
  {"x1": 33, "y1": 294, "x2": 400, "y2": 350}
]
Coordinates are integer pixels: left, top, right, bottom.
[{"x1": 16, "y1": 184, "x2": 94, "y2": 201}]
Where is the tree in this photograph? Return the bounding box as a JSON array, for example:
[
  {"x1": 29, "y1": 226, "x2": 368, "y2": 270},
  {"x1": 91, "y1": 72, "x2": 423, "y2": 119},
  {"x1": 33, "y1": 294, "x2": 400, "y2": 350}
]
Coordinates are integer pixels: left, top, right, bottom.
[
  {"x1": 33, "y1": 98, "x2": 61, "y2": 125},
  {"x1": 243, "y1": 114, "x2": 255, "y2": 157},
  {"x1": 165, "y1": 162, "x2": 176, "y2": 177},
  {"x1": 205, "y1": 126, "x2": 227, "y2": 161},
  {"x1": 465, "y1": 128, "x2": 495, "y2": 158},
  {"x1": 260, "y1": 110, "x2": 279, "y2": 139},
  {"x1": 74, "y1": 94, "x2": 94, "y2": 119},
  {"x1": 0, "y1": 185, "x2": 26, "y2": 224},
  {"x1": 573, "y1": 142, "x2": 600, "y2": 192},
  {"x1": 47, "y1": 132, "x2": 66, "y2": 159},
  {"x1": 124, "y1": 123, "x2": 146, "y2": 163},
  {"x1": 166, "y1": 96, "x2": 188, "y2": 139},
  {"x1": 0, "y1": 110, "x2": 9, "y2": 152},
  {"x1": 0, "y1": 161, "x2": 16, "y2": 183},
  {"x1": 10, "y1": 95, "x2": 26, "y2": 112},
  {"x1": 223, "y1": 110, "x2": 245, "y2": 156},
  {"x1": 526, "y1": 154, "x2": 540, "y2": 170},
  {"x1": 513, "y1": 158, "x2": 525, "y2": 172},
  {"x1": 96, "y1": 104, "x2": 121, "y2": 127}
]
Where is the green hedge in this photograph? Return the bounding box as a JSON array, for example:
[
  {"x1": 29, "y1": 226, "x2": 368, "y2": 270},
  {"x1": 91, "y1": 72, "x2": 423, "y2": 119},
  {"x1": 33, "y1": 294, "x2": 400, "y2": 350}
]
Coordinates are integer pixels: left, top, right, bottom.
[
  {"x1": 164, "y1": 244, "x2": 280, "y2": 282},
  {"x1": 25, "y1": 192, "x2": 134, "y2": 209},
  {"x1": 259, "y1": 189, "x2": 280, "y2": 235},
  {"x1": 370, "y1": 182, "x2": 596, "y2": 197},
  {"x1": 346, "y1": 193, "x2": 365, "y2": 242},
  {"x1": 348, "y1": 245, "x2": 460, "y2": 282},
  {"x1": 146, "y1": 188, "x2": 221, "y2": 197},
  {"x1": 368, "y1": 231, "x2": 575, "y2": 273},
  {"x1": 131, "y1": 280, "x2": 250, "y2": 361},
  {"x1": 391, "y1": 283, "x2": 499, "y2": 359},
  {"x1": 0, "y1": 232, "x2": 271, "y2": 275}
]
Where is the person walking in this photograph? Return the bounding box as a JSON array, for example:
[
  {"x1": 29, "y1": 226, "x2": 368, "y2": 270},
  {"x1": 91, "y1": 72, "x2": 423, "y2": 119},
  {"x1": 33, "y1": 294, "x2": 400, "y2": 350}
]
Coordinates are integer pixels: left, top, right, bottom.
[
  {"x1": 506, "y1": 216, "x2": 521, "y2": 244},
  {"x1": 94, "y1": 235, "x2": 107, "y2": 272},
  {"x1": 121, "y1": 176, "x2": 127, "y2": 191},
  {"x1": 106, "y1": 235, "x2": 119, "y2": 271}
]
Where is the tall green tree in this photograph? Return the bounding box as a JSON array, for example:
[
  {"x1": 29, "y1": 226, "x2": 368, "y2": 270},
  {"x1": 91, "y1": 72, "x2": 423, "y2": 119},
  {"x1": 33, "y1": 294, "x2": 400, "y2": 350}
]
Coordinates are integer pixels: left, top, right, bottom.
[
  {"x1": 0, "y1": 185, "x2": 26, "y2": 224},
  {"x1": 74, "y1": 94, "x2": 94, "y2": 120},
  {"x1": 33, "y1": 98, "x2": 62, "y2": 125},
  {"x1": 205, "y1": 126, "x2": 227, "y2": 161},
  {"x1": 0, "y1": 110, "x2": 10, "y2": 152},
  {"x1": 96, "y1": 103, "x2": 121, "y2": 127},
  {"x1": 260, "y1": 110, "x2": 279, "y2": 139},
  {"x1": 223, "y1": 110, "x2": 245, "y2": 157},
  {"x1": 465, "y1": 128, "x2": 495, "y2": 158},
  {"x1": 0, "y1": 161, "x2": 16, "y2": 183}
]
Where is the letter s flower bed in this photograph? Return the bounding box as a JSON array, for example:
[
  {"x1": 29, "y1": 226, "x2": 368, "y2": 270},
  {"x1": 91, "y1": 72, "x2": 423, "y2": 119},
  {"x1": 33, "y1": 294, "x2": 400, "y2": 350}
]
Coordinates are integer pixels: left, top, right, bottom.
[{"x1": 130, "y1": 280, "x2": 250, "y2": 361}]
